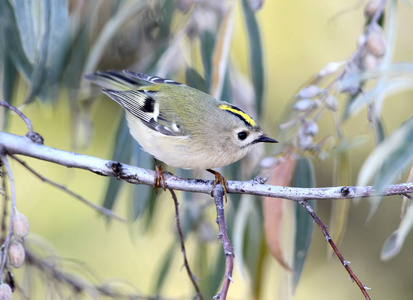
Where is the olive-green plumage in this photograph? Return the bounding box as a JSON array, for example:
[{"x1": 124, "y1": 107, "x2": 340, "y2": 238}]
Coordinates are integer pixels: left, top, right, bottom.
[{"x1": 85, "y1": 70, "x2": 277, "y2": 170}]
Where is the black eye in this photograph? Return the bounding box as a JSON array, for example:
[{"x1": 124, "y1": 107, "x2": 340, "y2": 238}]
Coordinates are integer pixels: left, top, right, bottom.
[{"x1": 237, "y1": 131, "x2": 248, "y2": 140}]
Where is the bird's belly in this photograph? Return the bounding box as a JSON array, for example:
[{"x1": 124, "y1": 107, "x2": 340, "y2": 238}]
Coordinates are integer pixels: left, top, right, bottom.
[{"x1": 125, "y1": 114, "x2": 246, "y2": 170}]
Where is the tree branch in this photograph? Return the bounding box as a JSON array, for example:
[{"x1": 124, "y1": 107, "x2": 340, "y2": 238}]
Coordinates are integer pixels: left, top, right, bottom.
[
  {"x1": 213, "y1": 185, "x2": 234, "y2": 300},
  {"x1": 300, "y1": 200, "x2": 371, "y2": 300},
  {"x1": 168, "y1": 189, "x2": 203, "y2": 299},
  {"x1": 1, "y1": 132, "x2": 412, "y2": 201}
]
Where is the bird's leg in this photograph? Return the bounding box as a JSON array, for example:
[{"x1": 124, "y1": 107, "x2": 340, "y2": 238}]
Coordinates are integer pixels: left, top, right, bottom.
[
  {"x1": 207, "y1": 169, "x2": 228, "y2": 202},
  {"x1": 153, "y1": 158, "x2": 166, "y2": 193}
]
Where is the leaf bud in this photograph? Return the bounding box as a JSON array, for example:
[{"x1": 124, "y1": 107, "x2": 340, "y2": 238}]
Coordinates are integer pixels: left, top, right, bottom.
[
  {"x1": 8, "y1": 241, "x2": 25, "y2": 268},
  {"x1": 298, "y1": 127, "x2": 313, "y2": 148},
  {"x1": 296, "y1": 85, "x2": 322, "y2": 99},
  {"x1": 294, "y1": 99, "x2": 314, "y2": 111},
  {"x1": 364, "y1": 0, "x2": 381, "y2": 18},
  {"x1": 325, "y1": 95, "x2": 338, "y2": 111},
  {"x1": 302, "y1": 119, "x2": 319, "y2": 136},
  {"x1": 13, "y1": 213, "x2": 29, "y2": 239},
  {"x1": 362, "y1": 53, "x2": 380, "y2": 70},
  {"x1": 0, "y1": 283, "x2": 12, "y2": 300},
  {"x1": 318, "y1": 61, "x2": 344, "y2": 77},
  {"x1": 366, "y1": 31, "x2": 386, "y2": 57}
]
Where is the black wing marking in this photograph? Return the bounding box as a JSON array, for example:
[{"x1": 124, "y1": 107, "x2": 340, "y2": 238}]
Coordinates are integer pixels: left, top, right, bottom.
[
  {"x1": 102, "y1": 89, "x2": 185, "y2": 137},
  {"x1": 123, "y1": 70, "x2": 184, "y2": 86},
  {"x1": 103, "y1": 89, "x2": 153, "y2": 124}
]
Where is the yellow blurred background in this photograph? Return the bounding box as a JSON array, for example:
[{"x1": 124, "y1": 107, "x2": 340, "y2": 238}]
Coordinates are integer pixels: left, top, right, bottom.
[{"x1": 3, "y1": 1, "x2": 413, "y2": 299}]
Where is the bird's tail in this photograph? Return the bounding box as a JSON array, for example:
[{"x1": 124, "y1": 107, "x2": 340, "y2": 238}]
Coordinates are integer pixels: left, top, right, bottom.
[{"x1": 84, "y1": 71, "x2": 141, "y2": 91}]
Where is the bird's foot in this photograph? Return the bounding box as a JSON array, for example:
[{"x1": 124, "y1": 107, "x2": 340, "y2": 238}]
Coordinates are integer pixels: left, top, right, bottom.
[{"x1": 207, "y1": 169, "x2": 228, "y2": 203}]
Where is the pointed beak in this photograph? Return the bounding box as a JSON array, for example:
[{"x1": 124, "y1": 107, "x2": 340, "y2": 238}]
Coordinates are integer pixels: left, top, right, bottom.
[{"x1": 255, "y1": 135, "x2": 278, "y2": 144}]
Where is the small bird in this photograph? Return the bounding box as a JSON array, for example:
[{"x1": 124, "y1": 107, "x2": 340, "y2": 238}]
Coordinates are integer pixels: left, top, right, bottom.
[{"x1": 85, "y1": 70, "x2": 277, "y2": 197}]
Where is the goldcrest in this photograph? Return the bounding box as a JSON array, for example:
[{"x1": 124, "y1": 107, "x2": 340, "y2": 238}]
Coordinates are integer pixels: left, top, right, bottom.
[{"x1": 86, "y1": 70, "x2": 277, "y2": 174}]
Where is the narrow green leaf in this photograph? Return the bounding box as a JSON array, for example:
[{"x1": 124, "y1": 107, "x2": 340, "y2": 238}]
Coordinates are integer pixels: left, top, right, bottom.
[
  {"x1": 241, "y1": 0, "x2": 264, "y2": 117},
  {"x1": 102, "y1": 117, "x2": 132, "y2": 212},
  {"x1": 152, "y1": 241, "x2": 177, "y2": 294},
  {"x1": 24, "y1": 0, "x2": 51, "y2": 103},
  {"x1": 381, "y1": 201, "x2": 413, "y2": 260},
  {"x1": 357, "y1": 117, "x2": 413, "y2": 219},
  {"x1": 233, "y1": 195, "x2": 253, "y2": 280},
  {"x1": 1, "y1": 53, "x2": 18, "y2": 129},
  {"x1": 210, "y1": 3, "x2": 234, "y2": 100},
  {"x1": 243, "y1": 202, "x2": 263, "y2": 281},
  {"x1": 202, "y1": 245, "x2": 225, "y2": 299},
  {"x1": 329, "y1": 151, "x2": 351, "y2": 255},
  {"x1": 40, "y1": 0, "x2": 69, "y2": 100},
  {"x1": 373, "y1": 115, "x2": 386, "y2": 144},
  {"x1": 185, "y1": 67, "x2": 207, "y2": 93},
  {"x1": 131, "y1": 140, "x2": 155, "y2": 221},
  {"x1": 2, "y1": 53, "x2": 18, "y2": 104},
  {"x1": 0, "y1": 0, "x2": 33, "y2": 78},
  {"x1": 62, "y1": 23, "x2": 90, "y2": 89},
  {"x1": 200, "y1": 30, "x2": 215, "y2": 90},
  {"x1": 158, "y1": 0, "x2": 175, "y2": 38},
  {"x1": 292, "y1": 158, "x2": 316, "y2": 290},
  {"x1": 14, "y1": 0, "x2": 37, "y2": 63},
  {"x1": 220, "y1": 68, "x2": 232, "y2": 103},
  {"x1": 358, "y1": 117, "x2": 413, "y2": 190}
]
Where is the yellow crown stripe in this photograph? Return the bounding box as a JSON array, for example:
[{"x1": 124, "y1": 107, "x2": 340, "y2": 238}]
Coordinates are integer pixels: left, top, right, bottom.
[{"x1": 219, "y1": 104, "x2": 256, "y2": 127}]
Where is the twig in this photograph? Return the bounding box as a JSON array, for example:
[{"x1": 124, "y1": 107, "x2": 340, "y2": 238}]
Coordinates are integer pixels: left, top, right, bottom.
[
  {"x1": 299, "y1": 200, "x2": 371, "y2": 300},
  {"x1": 0, "y1": 101, "x2": 43, "y2": 144},
  {"x1": 0, "y1": 101, "x2": 33, "y2": 133},
  {"x1": 2, "y1": 132, "x2": 413, "y2": 201},
  {"x1": 9, "y1": 155, "x2": 125, "y2": 222},
  {"x1": 0, "y1": 155, "x2": 16, "y2": 275},
  {"x1": 168, "y1": 189, "x2": 203, "y2": 299},
  {"x1": 213, "y1": 185, "x2": 234, "y2": 300}
]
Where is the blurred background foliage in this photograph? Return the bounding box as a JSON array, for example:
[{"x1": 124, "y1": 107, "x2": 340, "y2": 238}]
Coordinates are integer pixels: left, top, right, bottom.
[{"x1": 1, "y1": 0, "x2": 413, "y2": 299}]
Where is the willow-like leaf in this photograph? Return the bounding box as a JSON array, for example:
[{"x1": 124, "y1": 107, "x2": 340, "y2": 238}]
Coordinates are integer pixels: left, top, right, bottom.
[
  {"x1": 233, "y1": 195, "x2": 254, "y2": 280},
  {"x1": 210, "y1": 3, "x2": 234, "y2": 99},
  {"x1": 0, "y1": 0, "x2": 33, "y2": 78},
  {"x1": 358, "y1": 117, "x2": 413, "y2": 189},
  {"x1": 2, "y1": 54, "x2": 18, "y2": 119},
  {"x1": 263, "y1": 157, "x2": 296, "y2": 270},
  {"x1": 381, "y1": 201, "x2": 413, "y2": 261},
  {"x1": 158, "y1": 0, "x2": 175, "y2": 39},
  {"x1": 186, "y1": 67, "x2": 207, "y2": 93},
  {"x1": 242, "y1": 0, "x2": 264, "y2": 117},
  {"x1": 358, "y1": 117, "x2": 413, "y2": 219},
  {"x1": 329, "y1": 150, "x2": 351, "y2": 257},
  {"x1": 292, "y1": 158, "x2": 315, "y2": 291},
  {"x1": 14, "y1": 0, "x2": 37, "y2": 63},
  {"x1": 373, "y1": 115, "x2": 386, "y2": 144},
  {"x1": 102, "y1": 117, "x2": 132, "y2": 213},
  {"x1": 152, "y1": 241, "x2": 177, "y2": 294},
  {"x1": 131, "y1": 140, "x2": 156, "y2": 222},
  {"x1": 23, "y1": 0, "x2": 51, "y2": 104},
  {"x1": 381, "y1": 166, "x2": 413, "y2": 260},
  {"x1": 202, "y1": 246, "x2": 225, "y2": 299},
  {"x1": 200, "y1": 30, "x2": 215, "y2": 90},
  {"x1": 39, "y1": 0, "x2": 69, "y2": 101}
]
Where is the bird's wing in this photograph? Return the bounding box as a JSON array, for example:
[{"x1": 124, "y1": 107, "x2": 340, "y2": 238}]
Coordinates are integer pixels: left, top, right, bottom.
[
  {"x1": 86, "y1": 71, "x2": 188, "y2": 137},
  {"x1": 102, "y1": 89, "x2": 187, "y2": 137}
]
